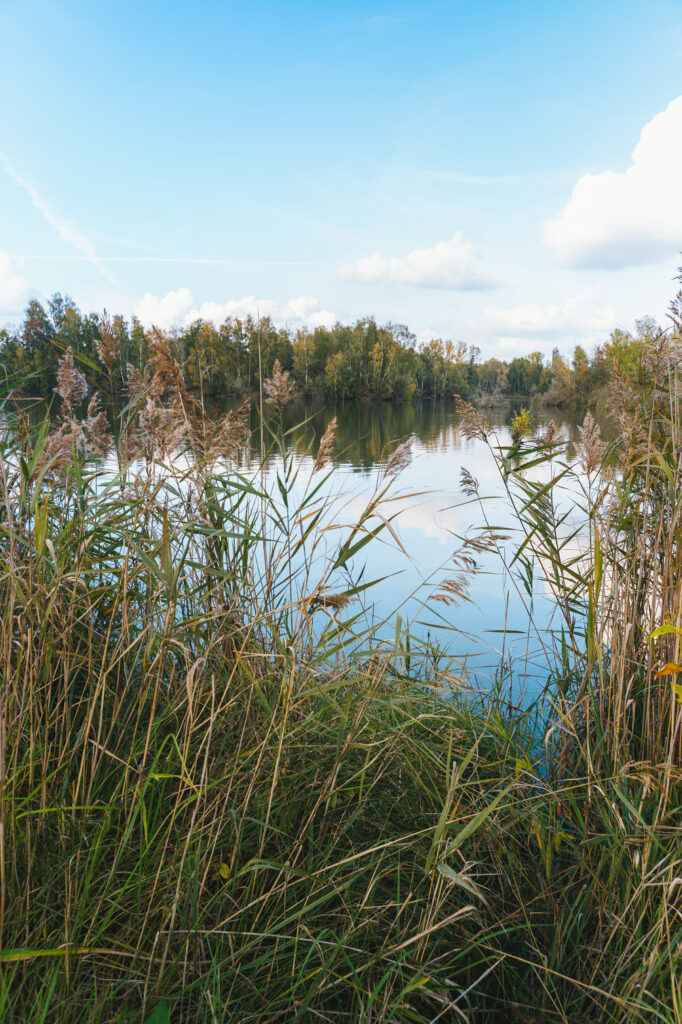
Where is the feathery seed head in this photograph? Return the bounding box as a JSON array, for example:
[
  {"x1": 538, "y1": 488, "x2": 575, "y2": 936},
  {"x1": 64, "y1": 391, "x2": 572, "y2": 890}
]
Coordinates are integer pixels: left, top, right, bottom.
[
  {"x1": 577, "y1": 411, "x2": 605, "y2": 476},
  {"x1": 263, "y1": 360, "x2": 296, "y2": 411},
  {"x1": 455, "y1": 396, "x2": 489, "y2": 441},
  {"x1": 384, "y1": 435, "x2": 414, "y2": 477},
  {"x1": 460, "y1": 466, "x2": 479, "y2": 496},
  {"x1": 55, "y1": 348, "x2": 88, "y2": 413},
  {"x1": 540, "y1": 419, "x2": 561, "y2": 448},
  {"x1": 314, "y1": 416, "x2": 337, "y2": 473},
  {"x1": 95, "y1": 311, "x2": 119, "y2": 374}
]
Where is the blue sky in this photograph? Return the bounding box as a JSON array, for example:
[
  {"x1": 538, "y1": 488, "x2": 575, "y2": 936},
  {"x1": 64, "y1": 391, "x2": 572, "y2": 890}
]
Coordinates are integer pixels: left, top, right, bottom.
[{"x1": 1, "y1": 0, "x2": 681, "y2": 356}]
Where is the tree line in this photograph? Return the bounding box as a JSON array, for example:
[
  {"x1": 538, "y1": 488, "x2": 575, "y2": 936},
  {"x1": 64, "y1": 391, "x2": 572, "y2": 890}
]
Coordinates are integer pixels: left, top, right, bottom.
[{"x1": 0, "y1": 293, "x2": 661, "y2": 406}]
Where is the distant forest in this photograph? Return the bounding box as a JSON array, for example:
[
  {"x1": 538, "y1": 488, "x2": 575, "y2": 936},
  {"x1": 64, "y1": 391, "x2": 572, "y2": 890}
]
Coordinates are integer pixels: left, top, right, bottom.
[{"x1": 0, "y1": 294, "x2": 661, "y2": 406}]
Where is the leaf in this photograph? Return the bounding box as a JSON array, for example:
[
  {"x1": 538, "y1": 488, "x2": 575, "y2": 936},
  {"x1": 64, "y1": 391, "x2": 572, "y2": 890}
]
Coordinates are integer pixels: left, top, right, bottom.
[
  {"x1": 440, "y1": 785, "x2": 510, "y2": 859},
  {"x1": 553, "y1": 830, "x2": 568, "y2": 852},
  {"x1": 143, "y1": 1001, "x2": 171, "y2": 1024},
  {"x1": 425, "y1": 740, "x2": 480, "y2": 875},
  {"x1": 436, "y1": 863, "x2": 488, "y2": 903},
  {"x1": 219, "y1": 862, "x2": 230, "y2": 880},
  {"x1": 651, "y1": 623, "x2": 682, "y2": 640},
  {"x1": 0, "y1": 946, "x2": 132, "y2": 962},
  {"x1": 399, "y1": 975, "x2": 431, "y2": 995},
  {"x1": 654, "y1": 663, "x2": 682, "y2": 677}
]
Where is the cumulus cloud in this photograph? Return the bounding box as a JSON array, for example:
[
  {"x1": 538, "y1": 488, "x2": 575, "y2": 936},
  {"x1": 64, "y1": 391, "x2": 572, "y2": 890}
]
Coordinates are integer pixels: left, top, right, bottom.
[
  {"x1": 189, "y1": 295, "x2": 335, "y2": 329},
  {"x1": 279, "y1": 295, "x2": 336, "y2": 328},
  {"x1": 482, "y1": 292, "x2": 616, "y2": 339},
  {"x1": 135, "y1": 289, "x2": 336, "y2": 331},
  {"x1": 0, "y1": 252, "x2": 28, "y2": 311},
  {"x1": 478, "y1": 292, "x2": 617, "y2": 353},
  {"x1": 417, "y1": 328, "x2": 440, "y2": 345},
  {"x1": 135, "y1": 287, "x2": 194, "y2": 330},
  {"x1": 545, "y1": 96, "x2": 682, "y2": 268},
  {"x1": 339, "y1": 232, "x2": 498, "y2": 290}
]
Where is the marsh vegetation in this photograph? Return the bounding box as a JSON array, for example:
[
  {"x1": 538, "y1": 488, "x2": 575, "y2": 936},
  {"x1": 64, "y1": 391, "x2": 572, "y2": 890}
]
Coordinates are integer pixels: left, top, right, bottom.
[{"x1": 2, "y1": 283, "x2": 682, "y2": 1022}]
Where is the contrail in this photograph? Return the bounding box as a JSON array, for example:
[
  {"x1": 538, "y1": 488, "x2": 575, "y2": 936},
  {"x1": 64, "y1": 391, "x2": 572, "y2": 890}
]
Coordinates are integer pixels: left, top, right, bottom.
[
  {"x1": 0, "y1": 150, "x2": 118, "y2": 285},
  {"x1": 11, "y1": 255, "x2": 341, "y2": 267}
]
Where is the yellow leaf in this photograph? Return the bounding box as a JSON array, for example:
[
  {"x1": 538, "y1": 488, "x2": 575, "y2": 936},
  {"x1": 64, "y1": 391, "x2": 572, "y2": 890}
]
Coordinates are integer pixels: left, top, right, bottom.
[
  {"x1": 219, "y1": 863, "x2": 230, "y2": 880},
  {"x1": 401, "y1": 975, "x2": 430, "y2": 994},
  {"x1": 651, "y1": 622, "x2": 682, "y2": 640},
  {"x1": 554, "y1": 829, "x2": 567, "y2": 852},
  {"x1": 655, "y1": 663, "x2": 682, "y2": 677}
]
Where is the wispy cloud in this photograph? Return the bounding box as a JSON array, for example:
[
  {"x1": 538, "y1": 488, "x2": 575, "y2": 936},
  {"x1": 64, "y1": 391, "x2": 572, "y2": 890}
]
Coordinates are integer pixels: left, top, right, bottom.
[
  {"x1": 362, "y1": 14, "x2": 404, "y2": 29},
  {"x1": 0, "y1": 151, "x2": 118, "y2": 285},
  {"x1": 384, "y1": 163, "x2": 575, "y2": 186},
  {"x1": 10, "y1": 254, "x2": 340, "y2": 267}
]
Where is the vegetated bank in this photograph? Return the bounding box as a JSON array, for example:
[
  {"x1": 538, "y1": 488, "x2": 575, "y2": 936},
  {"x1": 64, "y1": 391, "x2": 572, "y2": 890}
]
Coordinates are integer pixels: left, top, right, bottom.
[
  {"x1": 2, "y1": 282, "x2": 682, "y2": 1022},
  {"x1": 0, "y1": 292, "x2": 661, "y2": 406}
]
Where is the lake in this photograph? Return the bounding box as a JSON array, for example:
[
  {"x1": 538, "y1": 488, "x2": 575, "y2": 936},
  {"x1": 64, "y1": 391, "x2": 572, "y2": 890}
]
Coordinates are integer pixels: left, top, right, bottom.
[{"x1": 208, "y1": 396, "x2": 594, "y2": 702}]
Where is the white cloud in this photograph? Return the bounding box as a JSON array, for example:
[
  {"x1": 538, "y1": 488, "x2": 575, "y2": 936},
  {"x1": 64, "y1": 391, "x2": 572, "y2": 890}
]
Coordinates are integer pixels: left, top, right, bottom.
[
  {"x1": 135, "y1": 287, "x2": 194, "y2": 329},
  {"x1": 417, "y1": 328, "x2": 440, "y2": 345},
  {"x1": 339, "y1": 232, "x2": 498, "y2": 290},
  {"x1": 279, "y1": 295, "x2": 333, "y2": 327},
  {"x1": 0, "y1": 150, "x2": 118, "y2": 285},
  {"x1": 475, "y1": 292, "x2": 617, "y2": 355},
  {"x1": 545, "y1": 96, "x2": 682, "y2": 268},
  {"x1": 135, "y1": 289, "x2": 336, "y2": 330},
  {"x1": 482, "y1": 292, "x2": 616, "y2": 339},
  {"x1": 0, "y1": 253, "x2": 28, "y2": 311}
]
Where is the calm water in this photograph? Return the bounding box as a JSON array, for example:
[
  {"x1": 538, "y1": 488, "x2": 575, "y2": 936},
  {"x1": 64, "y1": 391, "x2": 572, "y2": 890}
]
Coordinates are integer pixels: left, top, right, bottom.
[{"x1": 211, "y1": 397, "x2": 594, "y2": 699}]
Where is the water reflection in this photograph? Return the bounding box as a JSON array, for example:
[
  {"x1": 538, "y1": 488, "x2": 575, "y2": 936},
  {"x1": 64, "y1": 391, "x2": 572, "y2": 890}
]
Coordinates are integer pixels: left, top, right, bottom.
[
  {"x1": 208, "y1": 398, "x2": 596, "y2": 700},
  {"x1": 207, "y1": 396, "x2": 590, "y2": 474}
]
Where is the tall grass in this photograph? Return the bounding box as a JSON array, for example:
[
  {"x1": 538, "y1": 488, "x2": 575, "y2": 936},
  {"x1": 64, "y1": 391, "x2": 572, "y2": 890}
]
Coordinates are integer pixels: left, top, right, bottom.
[{"x1": 1, "y1": 320, "x2": 682, "y2": 1022}]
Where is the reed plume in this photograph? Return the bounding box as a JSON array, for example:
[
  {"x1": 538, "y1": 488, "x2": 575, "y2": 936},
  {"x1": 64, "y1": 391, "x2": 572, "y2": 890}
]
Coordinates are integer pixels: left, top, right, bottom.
[
  {"x1": 120, "y1": 330, "x2": 250, "y2": 465},
  {"x1": 80, "y1": 393, "x2": 112, "y2": 457},
  {"x1": 308, "y1": 588, "x2": 354, "y2": 610},
  {"x1": 576, "y1": 411, "x2": 605, "y2": 476},
  {"x1": 455, "y1": 395, "x2": 489, "y2": 440},
  {"x1": 539, "y1": 418, "x2": 560, "y2": 447},
  {"x1": 263, "y1": 359, "x2": 296, "y2": 411},
  {"x1": 148, "y1": 328, "x2": 187, "y2": 400},
  {"x1": 313, "y1": 415, "x2": 337, "y2": 472},
  {"x1": 123, "y1": 362, "x2": 150, "y2": 405},
  {"x1": 383, "y1": 434, "x2": 414, "y2": 477},
  {"x1": 55, "y1": 346, "x2": 88, "y2": 412},
  {"x1": 95, "y1": 310, "x2": 119, "y2": 374},
  {"x1": 459, "y1": 465, "x2": 479, "y2": 496},
  {"x1": 191, "y1": 398, "x2": 251, "y2": 462}
]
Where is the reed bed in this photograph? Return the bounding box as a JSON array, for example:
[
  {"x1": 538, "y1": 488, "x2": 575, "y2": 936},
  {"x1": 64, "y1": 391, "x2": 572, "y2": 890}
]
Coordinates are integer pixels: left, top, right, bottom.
[{"x1": 1, "y1": 321, "x2": 681, "y2": 1022}]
